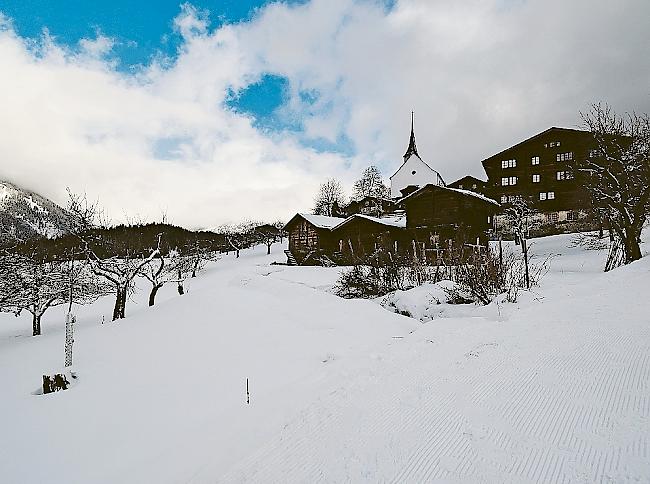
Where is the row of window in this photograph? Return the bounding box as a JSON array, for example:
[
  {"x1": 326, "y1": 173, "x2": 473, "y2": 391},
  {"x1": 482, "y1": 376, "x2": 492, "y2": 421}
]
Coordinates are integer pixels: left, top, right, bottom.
[
  {"x1": 499, "y1": 192, "x2": 557, "y2": 203},
  {"x1": 502, "y1": 171, "x2": 573, "y2": 186},
  {"x1": 544, "y1": 141, "x2": 561, "y2": 148},
  {"x1": 502, "y1": 152, "x2": 573, "y2": 169}
]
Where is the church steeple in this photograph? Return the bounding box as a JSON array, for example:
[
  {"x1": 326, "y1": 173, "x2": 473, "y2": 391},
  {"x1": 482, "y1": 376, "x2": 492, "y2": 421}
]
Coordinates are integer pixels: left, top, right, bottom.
[{"x1": 403, "y1": 111, "x2": 419, "y2": 162}]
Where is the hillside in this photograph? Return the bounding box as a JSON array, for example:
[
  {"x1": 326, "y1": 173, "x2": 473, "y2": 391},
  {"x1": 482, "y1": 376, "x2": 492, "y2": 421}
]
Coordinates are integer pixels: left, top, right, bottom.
[
  {"x1": 0, "y1": 180, "x2": 78, "y2": 245},
  {"x1": 0, "y1": 234, "x2": 648, "y2": 483}
]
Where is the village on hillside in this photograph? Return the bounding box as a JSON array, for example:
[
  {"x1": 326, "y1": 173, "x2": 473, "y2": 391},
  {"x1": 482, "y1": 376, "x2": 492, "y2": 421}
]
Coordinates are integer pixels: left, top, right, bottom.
[{"x1": 1, "y1": 0, "x2": 649, "y2": 482}]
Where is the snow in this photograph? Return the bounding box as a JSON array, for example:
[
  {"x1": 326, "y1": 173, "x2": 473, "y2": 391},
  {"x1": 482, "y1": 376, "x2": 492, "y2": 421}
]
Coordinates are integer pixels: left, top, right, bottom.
[
  {"x1": 1, "y1": 233, "x2": 650, "y2": 483},
  {"x1": 334, "y1": 213, "x2": 407, "y2": 229},
  {"x1": 295, "y1": 212, "x2": 346, "y2": 229}
]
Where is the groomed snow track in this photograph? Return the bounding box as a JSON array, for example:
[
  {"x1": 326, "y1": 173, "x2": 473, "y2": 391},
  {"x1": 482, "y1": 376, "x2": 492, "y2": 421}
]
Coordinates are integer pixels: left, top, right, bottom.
[{"x1": 219, "y1": 257, "x2": 650, "y2": 483}]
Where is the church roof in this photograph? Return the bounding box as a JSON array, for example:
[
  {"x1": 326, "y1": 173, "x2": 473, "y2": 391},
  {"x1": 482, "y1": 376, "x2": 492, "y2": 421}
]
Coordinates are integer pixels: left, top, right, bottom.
[{"x1": 391, "y1": 112, "x2": 446, "y2": 186}]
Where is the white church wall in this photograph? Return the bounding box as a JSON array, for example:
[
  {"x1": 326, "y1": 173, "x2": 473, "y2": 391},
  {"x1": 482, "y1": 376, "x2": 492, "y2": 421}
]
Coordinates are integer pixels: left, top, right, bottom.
[{"x1": 390, "y1": 156, "x2": 441, "y2": 198}]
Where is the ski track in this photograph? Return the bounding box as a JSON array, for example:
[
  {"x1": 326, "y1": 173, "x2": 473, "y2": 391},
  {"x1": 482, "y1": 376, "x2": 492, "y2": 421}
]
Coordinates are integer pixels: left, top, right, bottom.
[{"x1": 218, "y1": 278, "x2": 650, "y2": 483}]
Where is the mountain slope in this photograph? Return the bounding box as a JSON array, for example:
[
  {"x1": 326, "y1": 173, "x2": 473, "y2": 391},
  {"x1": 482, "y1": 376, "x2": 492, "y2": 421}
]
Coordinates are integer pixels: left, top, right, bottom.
[{"x1": 0, "y1": 180, "x2": 77, "y2": 245}]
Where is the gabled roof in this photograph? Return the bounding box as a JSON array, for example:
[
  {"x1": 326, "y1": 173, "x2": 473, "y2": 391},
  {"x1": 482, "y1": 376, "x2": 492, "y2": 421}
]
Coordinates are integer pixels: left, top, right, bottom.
[
  {"x1": 448, "y1": 175, "x2": 487, "y2": 187},
  {"x1": 333, "y1": 213, "x2": 407, "y2": 231},
  {"x1": 284, "y1": 213, "x2": 346, "y2": 231},
  {"x1": 399, "y1": 183, "x2": 500, "y2": 207},
  {"x1": 480, "y1": 126, "x2": 591, "y2": 167}
]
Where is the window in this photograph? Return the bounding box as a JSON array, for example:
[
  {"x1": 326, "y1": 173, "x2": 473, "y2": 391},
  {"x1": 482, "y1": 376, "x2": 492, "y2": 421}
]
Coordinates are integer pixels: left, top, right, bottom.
[
  {"x1": 556, "y1": 171, "x2": 566, "y2": 180},
  {"x1": 472, "y1": 183, "x2": 477, "y2": 189},
  {"x1": 589, "y1": 149, "x2": 600, "y2": 158},
  {"x1": 502, "y1": 159, "x2": 516, "y2": 168},
  {"x1": 567, "y1": 211, "x2": 579, "y2": 221},
  {"x1": 566, "y1": 171, "x2": 574, "y2": 179},
  {"x1": 509, "y1": 195, "x2": 522, "y2": 202},
  {"x1": 500, "y1": 195, "x2": 508, "y2": 203},
  {"x1": 556, "y1": 152, "x2": 573, "y2": 162},
  {"x1": 546, "y1": 141, "x2": 561, "y2": 148},
  {"x1": 546, "y1": 212, "x2": 559, "y2": 223},
  {"x1": 501, "y1": 177, "x2": 509, "y2": 186},
  {"x1": 458, "y1": 184, "x2": 463, "y2": 189},
  {"x1": 509, "y1": 176, "x2": 517, "y2": 185},
  {"x1": 539, "y1": 192, "x2": 547, "y2": 201},
  {"x1": 532, "y1": 156, "x2": 540, "y2": 165},
  {"x1": 501, "y1": 176, "x2": 517, "y2": 186},
  {"x1": 548, "y1": 191, "x2": 555, "y2": 199},
  {"x1": 532, "y1": 174, "x2": 541, "y2": 183}
]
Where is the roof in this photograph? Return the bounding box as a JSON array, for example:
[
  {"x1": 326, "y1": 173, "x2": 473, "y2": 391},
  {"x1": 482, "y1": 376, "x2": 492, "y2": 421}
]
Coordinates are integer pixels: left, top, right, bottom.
[
  {"x1": 284, "y1": 213, "x2": 346, "y2": 231},
  {"x1": 333, "y1": 213, "x2": 407, "y2": 231},
  {"x1": 480, "y1": 126, "x2": 591, "y2": 167},
  {"x1": 448, "y1": 175, "x2": 487, "y2": 187},
  {"x1": 399, "y1": 183, "x2": 500, "y2": 207}
]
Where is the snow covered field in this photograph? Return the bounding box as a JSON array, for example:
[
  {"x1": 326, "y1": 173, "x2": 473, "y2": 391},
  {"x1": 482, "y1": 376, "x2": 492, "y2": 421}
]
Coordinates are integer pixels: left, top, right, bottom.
[{"x1": 1, "y1": 234, "x2": 649, "y2": 483}]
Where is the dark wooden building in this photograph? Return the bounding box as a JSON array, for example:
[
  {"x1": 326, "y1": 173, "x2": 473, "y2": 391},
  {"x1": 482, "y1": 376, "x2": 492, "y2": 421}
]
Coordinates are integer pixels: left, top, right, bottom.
[
  {"x1": 401, "y1": 184, "x2": 499, "y2": 251},
  {"x1": 283, "y1": 213, "x2": 345, "y2": 264},
  {"x1": 447, "y1": 175, "x2": 487, "y2": 195},
  {"x1": 344, "y1": 196, "x2": 399, "y2": 217},
  {"x1": 481, "y1": 127, "x2": 597, "y2": 225},
  {"x1": 332, "y1": 214, "x2": 407, "y2": 258}
]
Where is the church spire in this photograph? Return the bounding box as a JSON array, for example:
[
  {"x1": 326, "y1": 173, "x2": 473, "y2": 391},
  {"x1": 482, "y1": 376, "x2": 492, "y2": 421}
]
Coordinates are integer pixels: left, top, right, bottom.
[{"x1": 403, "y1": 111, "x2": 419, "y2": 162}]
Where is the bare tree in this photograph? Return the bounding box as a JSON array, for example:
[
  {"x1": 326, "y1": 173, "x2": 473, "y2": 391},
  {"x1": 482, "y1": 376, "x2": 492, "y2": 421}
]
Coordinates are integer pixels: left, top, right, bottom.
[
  {"x1": 575, "y1": 104, "x2": 650, "y2": 267},
  {"x1": 313, "y1": 178, "x2": 346, "y2": 216},
  {"x1": 352, "y1": 166, "x2": 389, "y2": 201},
  {"x1": 503, "y1": 198, "x2": 540, "y2": 288}
]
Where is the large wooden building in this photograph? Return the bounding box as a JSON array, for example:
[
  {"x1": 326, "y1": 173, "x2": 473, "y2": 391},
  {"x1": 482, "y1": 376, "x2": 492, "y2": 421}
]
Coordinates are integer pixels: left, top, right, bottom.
[{"x1": 481, "y1": 127, "x2": 597, "y2": 226}]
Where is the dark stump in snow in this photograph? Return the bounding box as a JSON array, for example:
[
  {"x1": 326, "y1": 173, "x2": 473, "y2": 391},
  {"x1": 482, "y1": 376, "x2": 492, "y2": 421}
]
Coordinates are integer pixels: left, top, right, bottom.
[{"x1": 42, "y1": 373, "x2": 70, "y2": 394}]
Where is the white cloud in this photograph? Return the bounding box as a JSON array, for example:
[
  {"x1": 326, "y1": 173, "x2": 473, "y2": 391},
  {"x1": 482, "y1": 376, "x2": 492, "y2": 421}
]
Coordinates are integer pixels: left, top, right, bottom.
[{"x1": 0, "y1": 0, "x2": 648, "y2": 228}]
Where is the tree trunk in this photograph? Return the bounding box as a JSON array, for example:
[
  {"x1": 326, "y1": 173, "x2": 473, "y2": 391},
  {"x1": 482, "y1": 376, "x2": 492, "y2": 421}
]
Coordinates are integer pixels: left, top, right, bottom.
[
  {"x1": 624, "y1": 227, "x2": 642, "y2": 263},
  {"x1": 112, "y1": 287, "x2": 127, "y2": 320},
  {"x1": 32, "y1": 312, "x2": 42, "y2": 336},
  {"x1": 177, "y1": 281, "x2": 185, "y2": 295},
  {"x1": 149, "y1": 284, "x2": 161, "y2": 307},
  {"x1": 267, "y1": 242, "x2": 271, "y2": 255},
  {"x1": 236, "y1": 249, "x2": 240, "y2": 258}
]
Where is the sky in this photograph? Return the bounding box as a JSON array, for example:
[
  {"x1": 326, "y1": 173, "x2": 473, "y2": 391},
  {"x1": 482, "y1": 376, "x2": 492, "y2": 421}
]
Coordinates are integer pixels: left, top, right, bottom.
[{"x1": 0, "y1": 0, "x2": 648, "y2": 228}]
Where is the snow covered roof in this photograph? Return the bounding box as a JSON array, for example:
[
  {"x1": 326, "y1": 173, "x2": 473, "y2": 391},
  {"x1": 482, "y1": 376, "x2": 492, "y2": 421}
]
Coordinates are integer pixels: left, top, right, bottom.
[
  {"x1": 285, "y1": 213, "x2": 347, "y2": 230},
  {"x1": 333, "y1": 213, "x2": 407, "y2": 230},
  {"x1": 399, "y1": 183, "x2": 500, "y2": 206}
]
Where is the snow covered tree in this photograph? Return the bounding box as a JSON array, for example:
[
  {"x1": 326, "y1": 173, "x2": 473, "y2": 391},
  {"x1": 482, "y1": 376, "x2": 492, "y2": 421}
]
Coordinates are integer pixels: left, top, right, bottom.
[
  {"x1": 254, "y1": 224, "x2": 283, "y2": 254},
  {"x1": 0, "y1": 252, "x2": 66, "y2": 336},
  {"x1": 575, "y1": 104, "x2": 650, "y2": 266},
  {"x1": 88, "y1": 241, "x2": 161, "y2": 320},
  {"x1": 352, "y1": 166, "x2": 389, "y2": 200},
  {"x1": 313, "y1": 178, "x2": 346, "y2": 216},
  {"x1": 219, "y1": 221, "x2": 258, "y2": 258}
]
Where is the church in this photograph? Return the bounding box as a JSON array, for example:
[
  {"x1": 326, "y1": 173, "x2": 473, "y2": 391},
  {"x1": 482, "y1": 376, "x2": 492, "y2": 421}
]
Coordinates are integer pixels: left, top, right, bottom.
[{"x1": 389, "y1": 113, "x2": 446, "y2": 199}]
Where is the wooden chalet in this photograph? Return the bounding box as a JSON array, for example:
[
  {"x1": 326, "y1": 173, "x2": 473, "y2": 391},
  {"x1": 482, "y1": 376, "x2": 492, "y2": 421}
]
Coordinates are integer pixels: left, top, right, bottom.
[
  {"x1": 401, "y1": 184, "x2": 500, "y2": 260},
  {"x1": 283, "y1": 213, "x2": 345, "y2": 265},
  {"x1": 332, "y1": 214, "x2": 407, "y2": 259}
]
